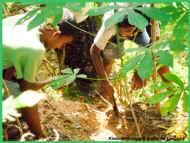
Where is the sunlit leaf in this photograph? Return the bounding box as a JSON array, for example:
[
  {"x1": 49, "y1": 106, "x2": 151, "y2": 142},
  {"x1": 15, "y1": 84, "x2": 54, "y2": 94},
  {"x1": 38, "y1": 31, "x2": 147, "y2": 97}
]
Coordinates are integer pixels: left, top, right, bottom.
[
  {"x1": 61, "y1": 68, "x2": 73, "y2": 75},
  {"x1": 77, "y1": 74, "x2": 87, "y2": 79},
  {"x1": 155, "y1": 51, "x2": 173, "y2": 67},
  {"x1": 160, "y1": 92, "x2": 181, "y2": 116},
  {"x1": 105, "y1": 10, "x2": 126, "y2": 29},
  {"x1": 50, "y1": 68, "x2": 83, "y2": 89},
  {"x1": 87, "y1": 5, "x2": 116, "y2": 16},
  {"x1": 50, "y1": 74, "x2": 76, "y2": 89},
  {"x1": 74, "y1": 68, "x2": 80, "y2": 75},
  {"x1": 119, "y1": 55, "x2": 143, "y2": 78},
  {"x1": 64, "y1": 2, "x2": 85, "y2": 12},
  {"x1": 148, "y1": 91, "x2": 173, "y2": 104},
  {"x1": 136, "y1": 7, "x2": 170, "y2": 23},
  {"x1": 137, "y1": 50, "x2": 154, "y2": 80},
  {"x1": 27, "y1": 10, "x2": 47, "y2": 30},
  {"x1": 127, "y1": 9, "x2": 148, "y2": 30},
  {"x1": 163, "y1": 73, "x2": 184, "y2": 88},
  {"x1": 16, "y1": 8, "x2": 40, "y2": 25},
  {"x1": 183, "y1": 90, "x2": 188, "y2": 112},
  {"x1": 151, "y1": 82, "x2": 173, "y2": 90}
]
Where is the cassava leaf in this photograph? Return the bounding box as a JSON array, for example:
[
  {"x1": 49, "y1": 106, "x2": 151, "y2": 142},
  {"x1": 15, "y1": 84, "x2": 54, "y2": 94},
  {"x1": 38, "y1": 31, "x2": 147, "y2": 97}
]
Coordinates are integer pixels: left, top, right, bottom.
[
  {"x1": 61, "y1": 68, "x2": 73, "y2": 75},
  {"x1": 119, "y1": 55, "x2": 143, "y2": 78},
  {"x1": 105, "y1": 10, "x2": 126, "y2": 29},
  {"x1": 155, "y1": 51, "x2": 173, "y2": 67},
  {"x1": 170, "y1": 12, "x2": 188, "y2": 52},
  {"x1": 51, "y1": 7, "x2": 63, "y2": 27},
  {"x1": 74, "y1": 68, "x2": 80, "y2": 75},
  {"x1": 87, "y1": 5, "x2": 116, "y2": 16},
  {"x1": 137, "y1": 50, "x2": 154, "y2": 80},
  {"x1": 64, "y1": 2, "x2": 85, "y2": 12},
  {"x1": 135, "y1": 7, "x2": 170, "y2": 23},
  {"x1": 50, "y1": 74, "x2": 76, "y2": 89},
  {"x1": 183, "y1": 90, "x2": 188, "y2": 112},
  {"x1": 127, "y1": 9, "x2": 148, "y2": 31},
  {"x1": 16, "y1": 8, "x2": 40, "y2": 25},
  {"x1": 50, "y1": 68, "x2": 82, "y2": 89},
  {"x1": 163, "y1": 73, "x2": 184, "y2": 88},
  {"x1": 148, "y1": 91, "x2": 173, "y2": 104},
  {"x1": 160, "y1": 91, "x2": 181, "y2": 116},
  {"x1": 77, "y1": 74, "x2": 87, "y2": 79},
  {"x1": 27, "y1": 10, "x2": 47, "y2": 30},
  {"x1": 151, "y1": 82, "x2": 173, "y2": 91}
]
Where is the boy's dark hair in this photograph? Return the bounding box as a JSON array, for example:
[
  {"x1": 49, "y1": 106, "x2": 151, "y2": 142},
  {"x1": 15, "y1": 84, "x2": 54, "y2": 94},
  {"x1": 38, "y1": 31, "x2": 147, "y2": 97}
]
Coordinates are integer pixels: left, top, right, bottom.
[{"x1": 58, "y1": 19, "x2": 78, "y2": 35}]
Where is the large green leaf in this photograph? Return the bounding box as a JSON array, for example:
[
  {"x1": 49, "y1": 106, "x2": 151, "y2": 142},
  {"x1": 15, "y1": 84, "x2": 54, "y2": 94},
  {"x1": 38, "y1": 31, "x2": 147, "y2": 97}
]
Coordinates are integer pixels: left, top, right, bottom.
[
  {"x1": 27, "y1": 5, "x2": 64, "y2": 30},
  {"x1": 137, "y1": 50, "x2": 154, "y2": 80},
  {"x1": 46, "y1": 5, "x2": 63, "y2": 27},
  {"x1": 64, "y1": 2, "x2": 85, "y2": 12},
  {"x1": 170, "y1": 12, "x2": 188, "y2": 52},
  {"x1": 148, "y1": 91, "x2": 173, "y2": 104},
  {"x1": 169, "y1": 40, "x2": 186, "y2": 52},
  {"x1": 119, "y1": 55, "x2": 143, "y2": 78},
  {"x1": 183, "y1": 90, "x2": 188, "y2": 112},
  {"x1": 16, "y1": 8, "x2": 40, "y2": 25},
  {"x1": 135, "y1": 7, "x2": 170, "y2": 23},
  {"x1": 127, "y1": 9, "x2": 148, "y2": 31},
  {"x1": 105, "y1": 10, "x2": 126, "y2": 29},
  {"x1": 50, "y1": 74, "x2": 76, "y2": 89},
  {"x1": 151, "y1": 82, "x2": 173, "y2": 91},
  {"x1": 50, "y1": 68, "x2": 84, "y2": 89},
  {"x1": 163, "y1": 73, "x2": 184, "y2": 88},
  {"x1": 61, "y1": 68, "x2": 73, "y2": 75},
  {"x1": 27, "y1": 9, "x2": 47, "y2": 30},
  {"x1": 52, "y1": 7, "x2": 63, "y2": 27},
  {"x1": 87, "y1": 5, "x2": 116, "y2": 16},
  {"x1": 155, "y1": 51, "x2": 173, "y2": 67},
  {"x1": 160, "y1": 92, "x2": 181, "y2": 116}
]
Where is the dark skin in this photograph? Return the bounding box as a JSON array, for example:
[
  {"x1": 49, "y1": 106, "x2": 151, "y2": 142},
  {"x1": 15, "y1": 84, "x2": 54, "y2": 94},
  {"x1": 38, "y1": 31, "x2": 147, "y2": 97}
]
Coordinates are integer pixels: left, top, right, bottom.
[
  {"x1": 90, "y1": 45, "x2": 118, "y2": 114},
  {"x1": 90, "y1": 25, "x2": 137, "y2": 115},
  {"x1": 90, "y1": 23, "x2": 171, "y2": 115},
  {"x1": 3, "y1": 24, "x2": 74, "y2": 138}
]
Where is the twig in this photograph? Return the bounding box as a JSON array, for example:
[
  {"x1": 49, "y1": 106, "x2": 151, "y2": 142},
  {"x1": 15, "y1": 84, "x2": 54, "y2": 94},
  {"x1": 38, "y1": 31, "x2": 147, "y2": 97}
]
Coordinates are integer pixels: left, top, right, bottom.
[
  {"x1": 65, "y1": 20, "x2": 117, "y2": 47},
  {"x1": 124, "y1": 81, "x2": 142, "y2": 138},
  {"x1": 150, "y1": 4, "x2": 160, "y2": 95},
  {"x1": 94, "y1": 90, "x2": 113, "y2": 113}
]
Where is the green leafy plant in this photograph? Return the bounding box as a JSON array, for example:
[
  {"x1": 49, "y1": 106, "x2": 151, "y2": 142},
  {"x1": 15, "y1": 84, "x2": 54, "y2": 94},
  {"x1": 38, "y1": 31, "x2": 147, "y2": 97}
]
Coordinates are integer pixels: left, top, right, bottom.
[
  {"x1": 118, "y1": 49, "x2": 154, "y2": 80},
  {"x1": 3, "y1": 90, "x2": 45, "y2": 122},
  {"x1": 50, "y1": 68, "x2": 87, "y2": 89},
  {"x1": 15, "y1": 2, "x2": 86, "y2": 30},
  {"x1": 148, "y1": 73, "x2": 188, "y2": 116}
]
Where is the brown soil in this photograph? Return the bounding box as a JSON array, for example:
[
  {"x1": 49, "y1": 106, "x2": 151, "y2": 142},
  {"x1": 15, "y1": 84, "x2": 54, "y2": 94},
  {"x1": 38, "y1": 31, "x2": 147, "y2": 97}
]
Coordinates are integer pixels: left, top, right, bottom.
[{"x1": 36, "y1": 90, "x2": 187, "y2": 141}]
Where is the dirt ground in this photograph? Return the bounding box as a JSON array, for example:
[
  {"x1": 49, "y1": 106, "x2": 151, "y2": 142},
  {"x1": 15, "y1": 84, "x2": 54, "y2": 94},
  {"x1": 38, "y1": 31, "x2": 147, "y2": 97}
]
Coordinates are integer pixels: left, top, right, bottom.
[
  {"x1": 37, "y1": 88, "x2": 188, "y2": 141},
  {"x1": 3, "y1": 78, "x2": 188, "y2": 141},
  {"x1": 3, "y1": 51, "x2": 188, "y2": 141}
]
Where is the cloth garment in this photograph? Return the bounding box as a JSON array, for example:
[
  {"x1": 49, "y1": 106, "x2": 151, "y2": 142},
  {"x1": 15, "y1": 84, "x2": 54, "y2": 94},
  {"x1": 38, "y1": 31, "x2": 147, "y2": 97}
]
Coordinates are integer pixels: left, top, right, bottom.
[
  {"x1": 93, "y1": 9, "x2": 116, "y2": 50},
  {"x1": 3, "y1": 14, "x2": 45, "y2": 83},
  {"x1": 93, "y1": 3, "x2": 145, "y2": 50}
]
